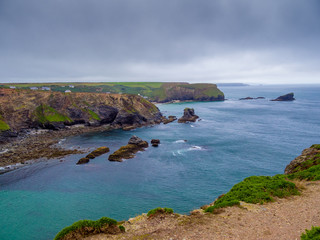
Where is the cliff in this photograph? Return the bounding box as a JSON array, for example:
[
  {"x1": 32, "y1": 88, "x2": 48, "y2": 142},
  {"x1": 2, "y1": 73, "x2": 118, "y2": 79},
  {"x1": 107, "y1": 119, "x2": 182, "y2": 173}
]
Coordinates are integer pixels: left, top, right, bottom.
[
  {"x1": 1, "y1": 82, "x2": 225, "y2": 103},
  {"x1": 0, "y1": 88, "x2": 162, "y2": 139}
]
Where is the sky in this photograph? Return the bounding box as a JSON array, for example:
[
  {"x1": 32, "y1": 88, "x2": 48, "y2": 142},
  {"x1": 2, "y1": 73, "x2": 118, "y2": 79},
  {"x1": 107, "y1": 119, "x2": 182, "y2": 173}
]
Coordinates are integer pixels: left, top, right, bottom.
[{"x1": 0, "y1": 0, "x2": 320, "y2": 84}]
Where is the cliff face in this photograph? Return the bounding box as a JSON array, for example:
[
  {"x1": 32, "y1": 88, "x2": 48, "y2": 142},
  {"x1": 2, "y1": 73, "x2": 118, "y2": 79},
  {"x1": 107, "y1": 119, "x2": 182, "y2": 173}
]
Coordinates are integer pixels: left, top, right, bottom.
[
  {"x1": 152, "y1": 83, "x2": 224, "y2": 103},
  {"x1": 0, "y1": 88, "x2": 162, "y2": 136}
]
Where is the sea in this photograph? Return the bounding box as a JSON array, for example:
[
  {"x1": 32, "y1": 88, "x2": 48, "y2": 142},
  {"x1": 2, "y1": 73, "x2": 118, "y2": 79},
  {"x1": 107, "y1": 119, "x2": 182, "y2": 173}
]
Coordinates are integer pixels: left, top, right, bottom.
[{"x1": 0, "y1": 84, "x2": 319, "y2": 240}]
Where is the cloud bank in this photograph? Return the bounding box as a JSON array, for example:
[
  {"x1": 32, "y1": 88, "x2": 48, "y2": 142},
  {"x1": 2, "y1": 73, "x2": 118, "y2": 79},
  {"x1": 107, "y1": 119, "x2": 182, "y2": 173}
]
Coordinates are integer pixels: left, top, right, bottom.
[{"x1": 1, "y1": 0, "x2": 319, "y2": 84}]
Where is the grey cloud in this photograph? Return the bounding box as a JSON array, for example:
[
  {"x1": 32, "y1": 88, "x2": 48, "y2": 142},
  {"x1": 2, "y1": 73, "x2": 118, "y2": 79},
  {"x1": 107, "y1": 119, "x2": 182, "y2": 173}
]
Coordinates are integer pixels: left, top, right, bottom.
[{"x1": 0, "y1": 0, "x2": 320, "y2": 83}]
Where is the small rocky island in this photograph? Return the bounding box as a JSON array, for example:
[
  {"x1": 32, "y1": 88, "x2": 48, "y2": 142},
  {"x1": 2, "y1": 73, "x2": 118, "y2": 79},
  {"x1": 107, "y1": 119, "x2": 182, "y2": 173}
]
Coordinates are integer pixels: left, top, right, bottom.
[
  {"x1": 178, "y1": 108, "x2": 199, "y2": 123},
  {"x1": 77, "y1": 147, "x2": 110, "y2": 164},
  {"x1": 271, "y1": 92, "x2": 295, "y2": 101},
  {"x1": 239, "y1": 97, "x2": 265, "y2": 100},
  {"x1": 108, "y1": 135, "x2": 148, "y2": 162}
]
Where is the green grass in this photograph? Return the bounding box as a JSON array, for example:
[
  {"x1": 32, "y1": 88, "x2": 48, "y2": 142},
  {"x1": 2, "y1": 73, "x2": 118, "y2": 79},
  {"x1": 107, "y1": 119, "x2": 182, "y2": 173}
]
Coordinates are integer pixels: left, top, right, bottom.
[
  {"x1": 311, "y1": 144, "x2": 320, "y2": 150},
  {"x1": 54, "y1": 217, "x2": 118, "y2": 240},
  {"x1": 0, "y1": 120, "x2": 10, "y2": 131},
  {"x1": 85, "y1": 109, "x2": 101, "y2": 121},
  {"x1": 301, "y1": 226, "x2": 320, "y2": 240},
  {"x1": 147, "y1": 207, "x2": 174, "y2": 216},
  {"x1": 287, "y1": 165, "x2": 320, "y2": 181},
  {"x1": 34, "y1": 104, "x2": 72, "y2": 124},
  {"x1": 205, "y1": 175, "x2": 299, "y2": 213}
]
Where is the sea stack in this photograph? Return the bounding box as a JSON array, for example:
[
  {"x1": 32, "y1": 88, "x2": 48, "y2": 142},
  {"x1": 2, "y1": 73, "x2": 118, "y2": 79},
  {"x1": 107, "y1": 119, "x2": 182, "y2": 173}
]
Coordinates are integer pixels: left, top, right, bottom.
[
  {"x1": 271, "y1": 93, "x2": 295, "y2": 101},
  {"x1": 178, "y1": 108, "x2": 199, "y2": 123}
]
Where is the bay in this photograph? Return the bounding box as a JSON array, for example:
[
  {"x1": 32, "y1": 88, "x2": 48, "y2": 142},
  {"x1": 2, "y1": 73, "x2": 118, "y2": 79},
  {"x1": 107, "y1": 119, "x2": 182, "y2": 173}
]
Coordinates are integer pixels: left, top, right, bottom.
[{"x1": 0, "y1": 84, "x2": 319, "y2": 240}]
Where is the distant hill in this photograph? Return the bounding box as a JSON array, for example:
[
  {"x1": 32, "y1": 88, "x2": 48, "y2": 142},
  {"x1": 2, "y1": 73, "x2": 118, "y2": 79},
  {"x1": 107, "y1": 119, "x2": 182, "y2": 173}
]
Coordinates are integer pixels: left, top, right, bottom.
[
  {"x1": 0, "y1": 82, "x2": 224, "y2": 103},
  {"x1": 217, "y1": 83, "x2": 249, "y2": 87}
]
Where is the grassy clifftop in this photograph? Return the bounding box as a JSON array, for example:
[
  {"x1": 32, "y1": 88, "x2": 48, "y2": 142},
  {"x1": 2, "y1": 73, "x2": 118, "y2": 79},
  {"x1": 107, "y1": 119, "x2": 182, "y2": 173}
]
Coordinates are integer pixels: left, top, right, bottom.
[{"x1": 0, "y1": 82, "x2": 224, "y2": 103}]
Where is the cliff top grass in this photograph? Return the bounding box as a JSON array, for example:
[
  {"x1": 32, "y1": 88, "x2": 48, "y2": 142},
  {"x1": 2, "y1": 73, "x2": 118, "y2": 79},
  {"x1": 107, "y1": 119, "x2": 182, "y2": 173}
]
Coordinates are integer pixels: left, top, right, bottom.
[
  {"x1": 0, "y1": 114, "x2": 10, "y2": 131},
  {"x1": 147, "y1": 207, "x2": 174, "y2": 217},
  {"x1": 205, "y1": 175, "x2": 299, "y2": 213},
  {"x1": 54, "y1": 217, "x2": 118, "y2": 240},
  {"x1": 34, "y1": 104, "x2": 72, "y2": 124}
]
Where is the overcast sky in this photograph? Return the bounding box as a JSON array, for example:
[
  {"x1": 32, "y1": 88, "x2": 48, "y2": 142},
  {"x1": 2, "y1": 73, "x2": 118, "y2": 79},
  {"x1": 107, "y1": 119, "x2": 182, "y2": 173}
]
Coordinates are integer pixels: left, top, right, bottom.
[{"x1": 0, "y1": 0, "x2": 319, "y2": 84}]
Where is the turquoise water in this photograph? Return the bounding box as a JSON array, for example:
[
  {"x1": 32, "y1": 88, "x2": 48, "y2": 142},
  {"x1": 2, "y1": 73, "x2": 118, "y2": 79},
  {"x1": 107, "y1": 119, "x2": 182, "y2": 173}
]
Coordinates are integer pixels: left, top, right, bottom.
[{"x1": 0, "y1": 85, "x2": 320, "y2": 240}]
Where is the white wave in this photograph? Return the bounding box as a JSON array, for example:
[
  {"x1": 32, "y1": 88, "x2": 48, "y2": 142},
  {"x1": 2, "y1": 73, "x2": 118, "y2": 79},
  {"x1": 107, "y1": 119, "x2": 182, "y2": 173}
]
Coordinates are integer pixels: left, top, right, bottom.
[
  {"x1": 174, "y1": 140, "x2": 187, "y2": 143},
  {"x1": 172, "y1": 152, "x2": 176, "y2": 156},
  {"x1": 187, "y1": 146, "x2": 203, "y2": 151},
  {"x1": 0, "y1": 149, "x2": 9, "y2": 154},
  {"x1": 190, "y1": 125, "x2": 195, "y2": 128},
  {"x1": 58, "y1": 139, "x2": 66, "y2": 144}
]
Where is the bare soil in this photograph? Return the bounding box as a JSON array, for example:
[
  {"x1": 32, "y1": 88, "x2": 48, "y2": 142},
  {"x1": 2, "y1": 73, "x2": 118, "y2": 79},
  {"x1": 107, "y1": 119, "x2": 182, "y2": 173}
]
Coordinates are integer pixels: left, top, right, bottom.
[{"x1": 84, "y1": 180, "x2": 320, "y2": 240}]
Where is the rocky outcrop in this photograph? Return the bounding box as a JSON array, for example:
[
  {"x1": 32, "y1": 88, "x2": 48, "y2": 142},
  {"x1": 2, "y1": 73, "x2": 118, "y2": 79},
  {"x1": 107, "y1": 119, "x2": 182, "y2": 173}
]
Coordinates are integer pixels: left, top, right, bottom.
[
  {"x1": 0, "y1": 88, "x2": 162, "y2": 142},
  {"x1": 77, "y1": 157, "x2": 90, "y2": 165},
  {"x1": 108, "y1": 136, "x2": 148, "y2": 162},
  {"x1": 239, "y1": 97, "x2": 265, "y2": 100},
  {"x1": 178, "y1": 108, "x2": 199, "y2": 123},
  {"x1": 284, "y1": 144, "x2": 320, "y2": 174},
  {"x1": 271, "y1": 93, "x2": 295, "y2": 101},
  {"x1": 161, "y1": 115, "x2": 177, "y2": 124},
  {"x1": 77, "y1": 147, "x2": 110, "y2": 164},
  {"x1": 152, "y1": 83, "x2": 224, "y2": 103},
  {"x1": 151, "y1": 139, "x2": 160, "y2": 147}
]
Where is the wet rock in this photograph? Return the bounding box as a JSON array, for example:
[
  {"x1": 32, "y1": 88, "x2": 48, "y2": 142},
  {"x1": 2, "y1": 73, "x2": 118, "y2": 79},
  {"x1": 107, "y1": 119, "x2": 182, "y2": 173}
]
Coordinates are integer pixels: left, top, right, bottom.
[
  {"x1": 271, "y1": 93, "x2": 295, "y2": 101},
  {"x1": 77, "y1": 157, "x2": 90, "y2": 164},
  {"x1": 108, "y1": 136, "x2": 148, "y2": 162},
  {"x1": 239, "y1": 97, "x2": 265, "y2": 100},
  {"x1": 178, "y1": 108, "x2": 199, "y2": 123},
  {"x1": 85, "y1": 147, "x2": 110, "y2": 159},
  {"x1": 151, "y1": 139, "x2": 160, "y2": 147}
]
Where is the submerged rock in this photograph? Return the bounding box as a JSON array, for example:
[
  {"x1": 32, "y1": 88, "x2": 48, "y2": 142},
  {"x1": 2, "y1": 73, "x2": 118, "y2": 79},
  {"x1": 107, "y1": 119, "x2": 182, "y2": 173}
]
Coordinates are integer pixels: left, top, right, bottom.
[
  {"x1": 108, "y1": 136, "x2": 148, "y2": 162},
  {"x1": 271, "y1": 93, "x2": 295, "y2": 101},
  {"x1": 86, "y1": 147, "x2": 110, "y2": 159},
  {"x1": 239, "y1": 97, "x2": 265, "y2": 100},
  {"x1": 151, "y1": 139, "x2": 160, "y2": 147},
  {"x1": 161, "y1": 115, "x2": 177, "y2": 124},
  {"x1": 178, "y1": 108, "x2": 199, "y2": 123},
  {"x1": 77, "y1": 157, "x2": 90, "y2": 165}
]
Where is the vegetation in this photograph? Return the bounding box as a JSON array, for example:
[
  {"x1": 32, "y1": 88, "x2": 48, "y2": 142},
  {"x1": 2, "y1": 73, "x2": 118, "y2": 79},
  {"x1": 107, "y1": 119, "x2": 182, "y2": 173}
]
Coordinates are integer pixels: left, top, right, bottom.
[
  {"x1": 147, "y1": 207, "x2": 174, "y2": 216},
  {"x1": 34, "y1": 104, "x2": 72, "y2": 124},
  {"x1": 0, "y1": 114, "x2": 10, "y2": 131},
  {"x1": 85, "y1": 108, "x2": 101, "y2": 121},
  {"x1": 288, "y1": 165, "x2": 320, "y2": 181},
  {"x1": 54, "y1": 217, "x2": 118, "y2": 240},
  {"x1": 205, "y1": 175, "x2": 299, "y2": 213},
  {"x1": 301, "y1": 226, "x2": 320, "y2": 240},
  {"x1": 119, "y1": 225, "x2": 125, "y2": 232},
  {"x1": 311, "y1": 144, "x2": 320, "y2": 150},
  {"x1": 0, "y1": 82, "x2": 224, "y2": 102}
]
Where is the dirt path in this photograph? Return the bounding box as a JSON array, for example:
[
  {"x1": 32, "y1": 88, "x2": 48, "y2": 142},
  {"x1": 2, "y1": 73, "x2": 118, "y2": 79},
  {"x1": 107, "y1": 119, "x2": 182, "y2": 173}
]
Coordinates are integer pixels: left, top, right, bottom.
[{"x1": 85, "y1": 181, "x2": 320, "y2": 240}]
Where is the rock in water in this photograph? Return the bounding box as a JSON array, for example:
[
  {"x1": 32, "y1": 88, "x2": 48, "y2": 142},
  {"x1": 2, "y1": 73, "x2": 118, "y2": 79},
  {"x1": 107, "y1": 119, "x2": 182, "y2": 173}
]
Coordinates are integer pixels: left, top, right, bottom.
[
  {"x1": 161, "y1": 115, "x2": 177, "y2": 124},
  {"x1": 77, "y1": 157, "x2": 90, "y2": 164},
  {"x1": 108, "y1": 136, "x2": 148, "y2": 162},
  {"x1": 271, "y1": 93, "x2": 295, "y2": 101},
  {"x1": 178, "y1": 108, "x2": 199, "y2": 123},
  {"x1": 151, "y1": 139, "x2": 160, "y2": 147}
]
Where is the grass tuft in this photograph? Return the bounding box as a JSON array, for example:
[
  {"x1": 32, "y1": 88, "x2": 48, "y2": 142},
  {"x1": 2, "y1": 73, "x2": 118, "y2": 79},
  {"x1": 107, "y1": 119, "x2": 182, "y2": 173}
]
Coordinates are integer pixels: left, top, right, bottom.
[
  {"x1": 301, "y1": 226, "x2": 320, "y2": 240},
  {"x1": 147, "y1": 207, "x2": 174, "y2": 216}
]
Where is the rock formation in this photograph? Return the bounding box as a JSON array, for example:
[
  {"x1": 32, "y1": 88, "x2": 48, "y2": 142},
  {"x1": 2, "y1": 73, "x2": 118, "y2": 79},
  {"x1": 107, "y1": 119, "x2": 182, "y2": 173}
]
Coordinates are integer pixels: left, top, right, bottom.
[
  {"x1": 239, "y1": 97, "x2": 265, "y2": 100},
  {"x1": 284, "y1": 144, "x2": 320, "y2": 174},
  {"x1": 178, "y1": 108, "x2": 199, "y2": 123},
  {"x1": 77, "y1": 147, "x2": 110, "y2": 164},
  {"x1": 0, "y1": 88, "x2": 162, "y2": 142},
  {"x1": 108, "y1": 136, "x2": 148, "y2": 162},
  {"x1": 161, "y1": 115, "x2": 177, "y2": 124},
  {"x1": 271, "y1": 93, "x2": 295, "y2": 101}
]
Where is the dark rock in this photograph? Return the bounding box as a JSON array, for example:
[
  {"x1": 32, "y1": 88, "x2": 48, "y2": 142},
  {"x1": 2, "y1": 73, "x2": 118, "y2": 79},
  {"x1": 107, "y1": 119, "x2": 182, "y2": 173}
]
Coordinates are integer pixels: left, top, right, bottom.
[
  {"x1": 178, "y1": 108, "x2": 199, "y2": 123},
  {"x1": 123, "y1": 125, "x2": 136, "y2": 131},
  {"x1": 151, "y1": 139, "x2": 160, "y2": 147},
  {"x1": 256, "y1": 97, "x2": 265, "y2": 99},
  {"x1": 161, "y1": 115, "x2": 177, "y2": 124},
  {"x1": 86, "y1": 147, "x2": 110, "y2": 159},
  {"x1": 108, "y1": 136, "x2": 148, "y2": 162},
  {"x1": 271, "y1": 93, "x2": 295, "y2": 101},
  {"x1": 98, "y1": 105, "x2": 118, "y2": 124},
  {"x1": 77, "y1": 157, "x2": 90, "y2": 164},
  {"x1": 239, "y1": 97, "x2": 254, "y2": 100}
]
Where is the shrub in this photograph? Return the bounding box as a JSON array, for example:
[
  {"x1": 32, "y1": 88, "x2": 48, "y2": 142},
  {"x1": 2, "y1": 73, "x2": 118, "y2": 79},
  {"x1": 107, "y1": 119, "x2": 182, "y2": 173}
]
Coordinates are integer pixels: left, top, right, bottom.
[
  {"x1": 119, "y1": 225, "x2": 125, "y2": 232},
  {"x1": 147, "y1": 207, "x2": 174, "y2": 216},
  {"x1": 288, "y1": 165, "x2": 320, "y2": 181},
  {"x1": 205, "y1": 175, "x2": 299, "y2": 213},
  {"x1": 54, "y1": 217, "x2": 117, "y2": 240},
  {"x1": 301, "y1": 226, "x2": 320, "y2": 240}
]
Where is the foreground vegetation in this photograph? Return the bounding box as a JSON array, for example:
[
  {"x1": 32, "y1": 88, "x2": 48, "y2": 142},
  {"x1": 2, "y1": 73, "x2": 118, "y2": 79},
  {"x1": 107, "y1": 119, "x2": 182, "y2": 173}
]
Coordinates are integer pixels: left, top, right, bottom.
[
  {"x1": 301, "y1": 226, "x2": 320, "y2": 240},
  {"x1": 54, "y1": 217, "x2": 124, "y2": 240}
]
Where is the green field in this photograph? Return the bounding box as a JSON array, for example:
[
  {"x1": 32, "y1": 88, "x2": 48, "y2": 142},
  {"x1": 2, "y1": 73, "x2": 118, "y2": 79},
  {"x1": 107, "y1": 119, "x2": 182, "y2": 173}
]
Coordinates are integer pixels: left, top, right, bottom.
[{"x1": 0, "y1": 82, "x2": 224, "y2": 102}]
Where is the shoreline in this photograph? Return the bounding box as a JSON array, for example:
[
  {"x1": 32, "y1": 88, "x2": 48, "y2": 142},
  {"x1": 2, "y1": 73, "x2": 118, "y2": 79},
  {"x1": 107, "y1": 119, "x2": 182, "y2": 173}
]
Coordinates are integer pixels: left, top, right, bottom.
[{"x1": 0, "y1": 122, "x2": 159, "y2": 174}]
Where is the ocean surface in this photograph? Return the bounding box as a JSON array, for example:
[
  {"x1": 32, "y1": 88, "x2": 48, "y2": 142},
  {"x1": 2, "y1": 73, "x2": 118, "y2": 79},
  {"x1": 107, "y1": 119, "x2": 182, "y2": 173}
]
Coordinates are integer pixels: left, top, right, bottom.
[{"x1": 0, "y1": 84, "x2": 320, "y2": 240}]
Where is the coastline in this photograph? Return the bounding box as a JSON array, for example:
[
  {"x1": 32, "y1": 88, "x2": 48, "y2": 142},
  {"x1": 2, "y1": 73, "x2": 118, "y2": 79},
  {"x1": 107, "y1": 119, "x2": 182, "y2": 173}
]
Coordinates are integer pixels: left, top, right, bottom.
[{"x1": 0, "y1": 122, "x2": 160, "y2": 174}]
